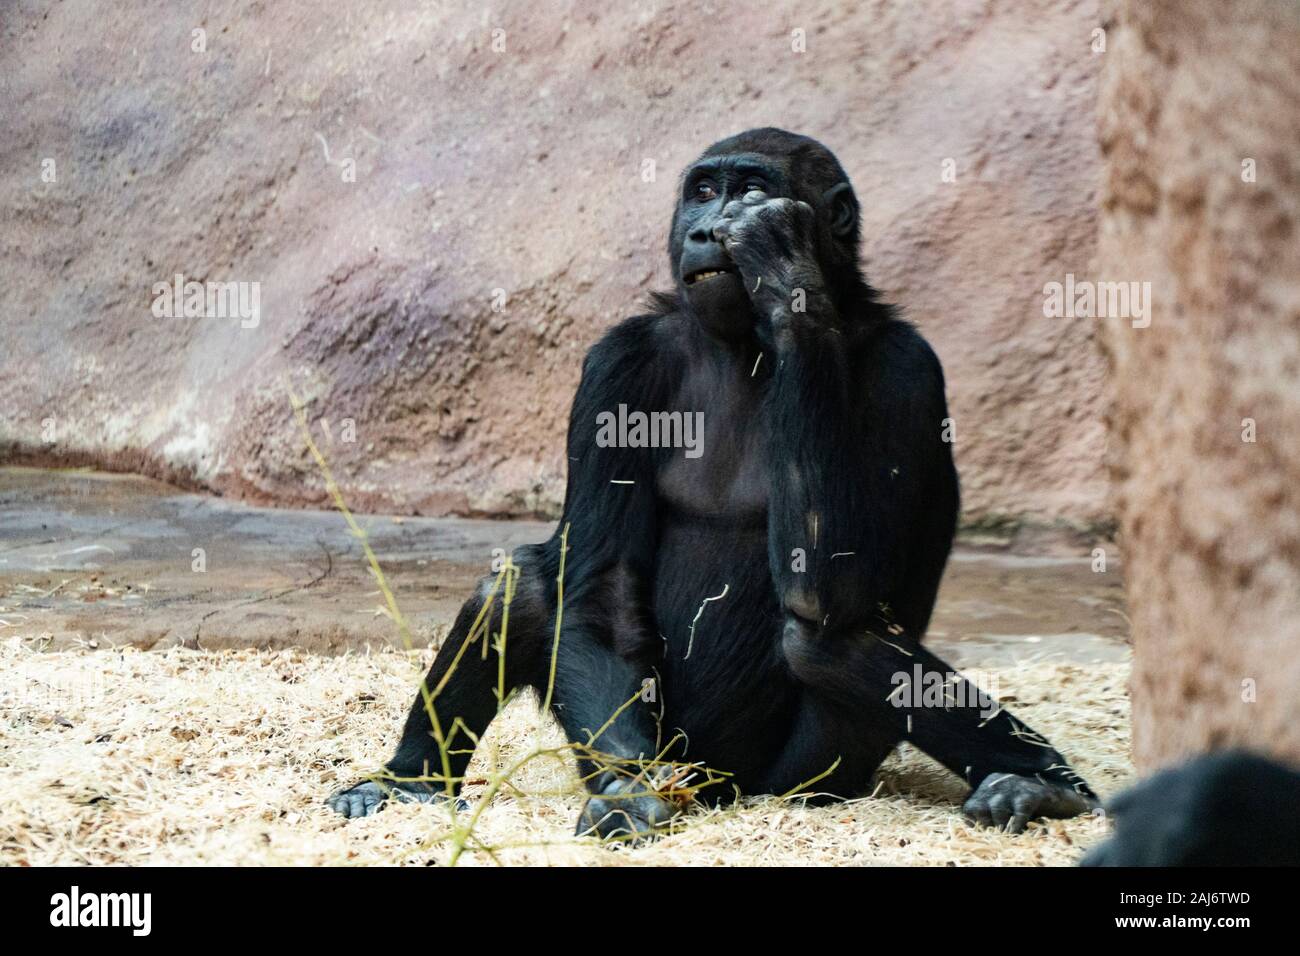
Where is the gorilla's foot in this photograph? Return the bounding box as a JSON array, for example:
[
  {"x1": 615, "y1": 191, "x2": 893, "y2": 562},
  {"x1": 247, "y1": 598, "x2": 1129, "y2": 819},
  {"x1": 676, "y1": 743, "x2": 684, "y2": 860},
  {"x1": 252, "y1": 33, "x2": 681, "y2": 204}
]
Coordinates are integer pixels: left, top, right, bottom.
[
  {"x1": 326, "y1": 779, "x2": 467, "y2": 819},
  {"x1": 576, "y1": 775, "x2": 681, "y2": 844}
]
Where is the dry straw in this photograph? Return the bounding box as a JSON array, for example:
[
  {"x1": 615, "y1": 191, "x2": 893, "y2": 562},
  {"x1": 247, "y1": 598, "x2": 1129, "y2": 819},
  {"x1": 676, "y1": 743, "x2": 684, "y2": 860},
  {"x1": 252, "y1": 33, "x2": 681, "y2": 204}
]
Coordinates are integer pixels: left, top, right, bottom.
[{"x1": 0, "y1": 641, "x2": 1131, "y2": 865}]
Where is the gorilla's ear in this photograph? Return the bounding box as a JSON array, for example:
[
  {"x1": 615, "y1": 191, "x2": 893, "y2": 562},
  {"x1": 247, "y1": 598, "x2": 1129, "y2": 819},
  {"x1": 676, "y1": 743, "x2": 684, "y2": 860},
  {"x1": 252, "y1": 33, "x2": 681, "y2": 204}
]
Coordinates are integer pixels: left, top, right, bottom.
[{"x1": 822, "y1": 182, "x2": 858, "y2": 240}]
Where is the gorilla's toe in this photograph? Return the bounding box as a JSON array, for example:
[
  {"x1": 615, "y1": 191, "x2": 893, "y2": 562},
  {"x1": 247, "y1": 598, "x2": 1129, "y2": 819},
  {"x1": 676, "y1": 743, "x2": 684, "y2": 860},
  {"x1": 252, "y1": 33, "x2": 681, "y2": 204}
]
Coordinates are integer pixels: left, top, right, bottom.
[
  {"x1": 327, "y1": 780, "x2": 464, "y2": 819},
  {"x1": 576, "y1": 779, "x2": 679, "y2": 844}
]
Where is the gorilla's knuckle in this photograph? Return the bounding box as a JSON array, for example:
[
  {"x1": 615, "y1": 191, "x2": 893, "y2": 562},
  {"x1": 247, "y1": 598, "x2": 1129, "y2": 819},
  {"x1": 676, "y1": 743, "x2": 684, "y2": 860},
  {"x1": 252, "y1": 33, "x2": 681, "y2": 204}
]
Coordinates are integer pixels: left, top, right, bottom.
[
  {"x1": 779, "y1": 614, "x2": 824, "y2": 680},
  {"x1": 730, "y1": 214, "x2": 757, "y2": 234},
  {"x1": 780, "y1": 613, "x2": 813, "y2": 647}
]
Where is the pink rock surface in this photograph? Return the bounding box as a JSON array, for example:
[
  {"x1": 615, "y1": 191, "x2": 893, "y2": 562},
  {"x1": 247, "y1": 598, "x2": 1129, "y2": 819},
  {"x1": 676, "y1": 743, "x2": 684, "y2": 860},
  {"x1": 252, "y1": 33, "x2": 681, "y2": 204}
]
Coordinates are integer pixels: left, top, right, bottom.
[{"x1": 1, "y1": 0, "x2": 1108, "y2": 530}]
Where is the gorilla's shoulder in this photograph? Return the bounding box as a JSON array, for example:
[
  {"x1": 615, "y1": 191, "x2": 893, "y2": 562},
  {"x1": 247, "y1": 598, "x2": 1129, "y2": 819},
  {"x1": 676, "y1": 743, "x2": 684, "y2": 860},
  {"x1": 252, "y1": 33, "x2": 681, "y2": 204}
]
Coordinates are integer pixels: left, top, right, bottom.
[
  {"x1": 582, "y1": 301, "x2": 688, "y2": 376},
  {"x1": 861, "y1": 317, "x2": 947, "y2": 387}
]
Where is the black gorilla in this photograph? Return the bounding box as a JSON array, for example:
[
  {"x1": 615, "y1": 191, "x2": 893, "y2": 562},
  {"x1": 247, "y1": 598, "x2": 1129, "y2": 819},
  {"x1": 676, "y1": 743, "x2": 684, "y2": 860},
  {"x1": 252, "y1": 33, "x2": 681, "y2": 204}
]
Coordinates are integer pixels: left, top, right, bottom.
[
  {"x1": 327, "y1": 128, "x2": 1097, "y2": 839},
  {"x1": 1083, "y1": 751, "x2": 1300, "y2": 866}
]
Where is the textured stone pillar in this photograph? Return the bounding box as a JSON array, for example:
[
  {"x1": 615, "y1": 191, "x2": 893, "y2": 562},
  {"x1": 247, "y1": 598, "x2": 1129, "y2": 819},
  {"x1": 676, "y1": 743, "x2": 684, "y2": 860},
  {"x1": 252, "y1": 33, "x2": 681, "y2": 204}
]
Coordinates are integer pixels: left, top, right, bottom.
[{"x1": 1097, "y1": 0, "x2": 1300, "y2": 768}]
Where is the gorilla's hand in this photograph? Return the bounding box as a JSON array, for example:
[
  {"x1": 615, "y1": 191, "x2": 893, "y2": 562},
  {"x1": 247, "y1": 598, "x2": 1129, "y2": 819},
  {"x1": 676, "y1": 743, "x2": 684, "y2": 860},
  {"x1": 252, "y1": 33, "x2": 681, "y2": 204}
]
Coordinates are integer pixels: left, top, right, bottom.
[
  {"x1": 326, "y1": 778, "x2": 466, "y2": 819},
  {"x1": 575, "y1": 774, "x2": 680, "y2": 845},
  {"x1": 711, "y1": 193, "x2": 831, "y2": 347},
  {"x1": 962, "y1": 773, "x2": 1099, "y2": 834}
]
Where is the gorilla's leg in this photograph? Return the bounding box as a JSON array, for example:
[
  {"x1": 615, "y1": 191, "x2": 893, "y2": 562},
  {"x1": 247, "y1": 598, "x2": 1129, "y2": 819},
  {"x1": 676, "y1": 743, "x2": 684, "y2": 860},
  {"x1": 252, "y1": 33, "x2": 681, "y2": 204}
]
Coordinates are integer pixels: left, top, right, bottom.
[
  {"x1": 541, "y1": 615, "x2": 673, "y2": 841},
  {"x1": 774, "y1": 617, "x2": 1097, "y2": 832},
  {"x1": 327, "y1": 545, "x2": 550, "y2": 818},
  {"x1": 328, "y1": 545, "x2": 670, "y2": 837},
  {"x1": 754, "y1": 686, "x2": 899, "y2": 801}
]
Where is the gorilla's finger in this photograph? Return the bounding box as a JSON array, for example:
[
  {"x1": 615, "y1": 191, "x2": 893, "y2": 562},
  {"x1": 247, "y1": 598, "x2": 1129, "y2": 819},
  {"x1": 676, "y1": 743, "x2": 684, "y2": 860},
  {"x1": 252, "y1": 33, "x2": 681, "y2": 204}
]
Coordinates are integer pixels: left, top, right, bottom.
[{"x1": 719, "y1": 198, "x2": 749, "y2": 219}]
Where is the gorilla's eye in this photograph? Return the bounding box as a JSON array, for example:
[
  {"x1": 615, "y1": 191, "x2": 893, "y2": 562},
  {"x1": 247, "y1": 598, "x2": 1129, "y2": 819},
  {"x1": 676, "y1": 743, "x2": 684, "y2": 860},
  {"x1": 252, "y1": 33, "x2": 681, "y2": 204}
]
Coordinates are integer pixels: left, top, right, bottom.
[
  {"x1": 743, "y1": 181, "x2": 766, "y2": 194},
  {"x1": 694, "y1": 182, "x2": 717, "y2": 201}
]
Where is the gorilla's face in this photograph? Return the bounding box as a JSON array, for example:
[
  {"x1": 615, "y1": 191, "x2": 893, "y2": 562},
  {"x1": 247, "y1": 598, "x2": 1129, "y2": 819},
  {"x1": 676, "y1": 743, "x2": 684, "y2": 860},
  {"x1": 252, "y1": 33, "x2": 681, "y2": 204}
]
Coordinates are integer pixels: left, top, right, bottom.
[{"x1": 670, "y1": 152, "x2": 790, "y2": 342}]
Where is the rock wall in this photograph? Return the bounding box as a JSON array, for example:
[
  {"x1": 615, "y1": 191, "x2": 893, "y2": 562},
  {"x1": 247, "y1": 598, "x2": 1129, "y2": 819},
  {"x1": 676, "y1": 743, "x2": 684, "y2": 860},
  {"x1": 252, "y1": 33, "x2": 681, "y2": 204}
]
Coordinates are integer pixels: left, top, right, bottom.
[
  {"x1": 2, "y1": 0, "x2": 1108, "y2": 528},
  {"x1": 1098, "y1": 0, "x2": 1300, "y2": 767}
]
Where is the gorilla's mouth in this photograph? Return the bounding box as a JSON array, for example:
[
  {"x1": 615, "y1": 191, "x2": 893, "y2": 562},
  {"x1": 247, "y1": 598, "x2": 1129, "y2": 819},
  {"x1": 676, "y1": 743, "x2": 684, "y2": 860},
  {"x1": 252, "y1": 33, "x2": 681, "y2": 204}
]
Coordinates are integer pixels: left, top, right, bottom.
[{"x1": 685, "y1": 266, "x2": 737, "y2": 286}]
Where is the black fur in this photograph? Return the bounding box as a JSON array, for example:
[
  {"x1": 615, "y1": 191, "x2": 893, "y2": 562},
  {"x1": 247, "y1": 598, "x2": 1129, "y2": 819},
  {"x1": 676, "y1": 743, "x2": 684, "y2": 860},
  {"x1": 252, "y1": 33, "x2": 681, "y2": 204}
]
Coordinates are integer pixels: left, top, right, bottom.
[{"x1": 1083, "y1": 751, "x2": 1300, "y2": 866}]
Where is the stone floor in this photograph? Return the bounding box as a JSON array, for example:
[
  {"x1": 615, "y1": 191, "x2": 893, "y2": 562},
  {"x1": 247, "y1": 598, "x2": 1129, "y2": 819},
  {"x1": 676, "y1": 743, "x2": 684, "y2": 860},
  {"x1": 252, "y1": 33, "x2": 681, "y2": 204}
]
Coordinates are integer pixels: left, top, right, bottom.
[{"x1": 0, "y1": 466, "x2": 1129, "y2": 666}]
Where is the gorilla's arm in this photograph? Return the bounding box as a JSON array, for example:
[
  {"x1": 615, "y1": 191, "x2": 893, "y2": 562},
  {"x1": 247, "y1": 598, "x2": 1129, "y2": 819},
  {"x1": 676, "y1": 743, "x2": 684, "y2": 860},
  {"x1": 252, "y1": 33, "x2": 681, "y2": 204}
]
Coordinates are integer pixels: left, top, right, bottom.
[
  {"x1": 764, "y1": 320, "x2": 947, "y2": 629},
  {"x1": 553, "y1": 317, "x2": 671, "y2": 756},
  {"x1": 551, "y1": 317, "x2": 688, "y2": 836},
  {"x1": 717, "y1": 193, "x2": 1098, "y2": 829},
  {"x1": 713, "y1": 194, "x2": 942, "y2": 627}
]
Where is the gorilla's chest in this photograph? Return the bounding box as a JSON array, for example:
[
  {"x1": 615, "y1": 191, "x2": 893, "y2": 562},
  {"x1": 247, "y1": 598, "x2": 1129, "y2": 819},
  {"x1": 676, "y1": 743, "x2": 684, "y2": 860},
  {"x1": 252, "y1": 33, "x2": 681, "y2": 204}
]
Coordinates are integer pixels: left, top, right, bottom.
[
  {"x1": 649, "y1": 386, "x2": 788, "y2": 705},
  {"x1": 646, "y1": 373, "x2": 794, "y2": 767},
  {"x1": 654, "y1": 387, "x2": 769, "y2": 523}
]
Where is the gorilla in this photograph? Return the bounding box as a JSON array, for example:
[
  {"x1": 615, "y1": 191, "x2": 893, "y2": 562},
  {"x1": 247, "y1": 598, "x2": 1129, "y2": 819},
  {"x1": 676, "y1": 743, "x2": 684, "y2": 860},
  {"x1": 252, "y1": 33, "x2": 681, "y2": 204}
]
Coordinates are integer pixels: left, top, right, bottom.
[
  {"x1": 327, "y1": 128, "x2": 1098, "y2": 840},
  {"x1": 1083, "y1": 750, "x2": 1300, "y2": 866}
]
